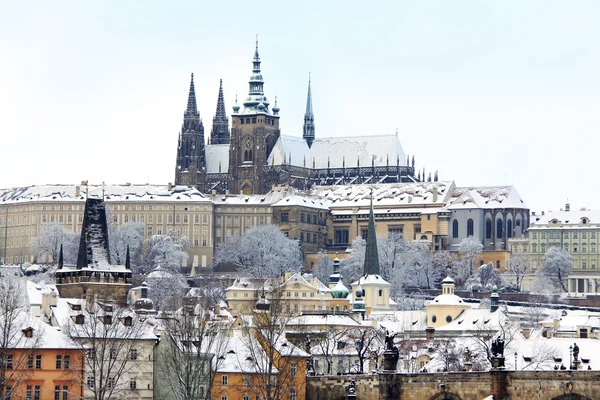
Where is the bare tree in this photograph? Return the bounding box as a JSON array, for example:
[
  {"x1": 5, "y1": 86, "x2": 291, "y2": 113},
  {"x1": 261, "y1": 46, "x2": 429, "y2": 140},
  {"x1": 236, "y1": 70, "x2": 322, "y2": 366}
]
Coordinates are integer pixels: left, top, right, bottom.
[
  {"x1": 519, "y1": 340, "x2": 560, "y2": 370},
  {"x1": 467, "y1": 315, "x2": 519, "y2": 369},
  {"x1": 214, "y1": 225, "x2": 303, "y2": 277},
  {"x1": 507, "y1": 251, "x2": 529, "y2": 292},
  {"x1": 454, "y1": 237, "x2": 483, "y2": 287},
  {"x1": 537, "y1": 247, "x2": 572, "y2": 292},
  {"x1": 431, "y1": 339, "x2": 464, "y2": 372},
  {"x1": 155, "y1": 299, "x2": 229, "y2": 400},
  {"x1": 309, "y1": 327, "x2": 347, "y2": 375},
  {"x1": 64, "y1": 300, "x2": 156, "y2": 400},
  {"x1": 236, "y1": 291, "x2": 307, "y2": 400},
  {"x1": 109, "y1": 222, "x2": 144, "y2": 266},
  {"x1": 346, "y1": 326, "x2": 384, "y2": 374},
  {"x1": 30, "y1": 223, "x2": 79, "y2": 265},
  {"x1": 0, "y1": 277, "x2": 41, "y2": 399}
]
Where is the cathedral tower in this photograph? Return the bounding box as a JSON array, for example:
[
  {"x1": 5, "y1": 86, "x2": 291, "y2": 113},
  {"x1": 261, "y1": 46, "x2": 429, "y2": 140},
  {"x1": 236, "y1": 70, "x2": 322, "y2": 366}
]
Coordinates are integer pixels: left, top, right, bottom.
[
  {"x1": 303, "y1": 74, "x2": 315, "y2": 147},
  {"x1": 210, "y1": 79, "x2": 230, "y2": 144},
  {"x1": 228, "y1": 38, "x2": 281, "y2": 194},
  {"x1": 175, "y1": 73, "x2": 206, "y2": 187}
]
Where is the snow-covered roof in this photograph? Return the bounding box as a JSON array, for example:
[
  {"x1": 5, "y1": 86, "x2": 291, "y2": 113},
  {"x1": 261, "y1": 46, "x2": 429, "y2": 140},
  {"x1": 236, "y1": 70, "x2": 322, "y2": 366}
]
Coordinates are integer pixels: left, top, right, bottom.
[
  {"x1": 529, "y1": 210, "x2": 600, "y2": 229},
  {"x1": 3, "y1": 311, "x2": 78, "y2": 349},
  {"x1": 287, "y1": 314, "x2": 361, "y2": 329},
  {"x1": 272, "y1": 194, "x2": 329, "y2": 210},
  {"x1": 352, "y1": 274, "x2": 391, "y2": 287},
  {"x1": 205, "y1": 144, "x2": 230, "y2": 174},
  {"x1": 447, "y1": 185, "x2": 528, "y2": 210},
  {"x1": 0, "y1": 184, "x2": 211, "y2": 204},
  {"x1": 210, "y1": 189, "x2": 288, "y2": 206},
  {"x1": 267, "y1": 134, "x2": 407, "y2": 170},
  {"x1": 309, "y1": 181, "x2": 454, "y2": 209},
  {"x1": 429, "y1": 293, "x2": 468, "y2": 306}
]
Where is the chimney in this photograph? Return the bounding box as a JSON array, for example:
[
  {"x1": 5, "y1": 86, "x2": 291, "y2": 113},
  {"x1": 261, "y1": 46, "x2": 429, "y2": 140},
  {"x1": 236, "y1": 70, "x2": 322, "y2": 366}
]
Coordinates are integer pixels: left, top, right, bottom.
[
  {"x1": 565, "y1": 202, "x2": 571, "y2": 212},
  {"x1": 168, "y1": 182, "x2": 173, "y2": 191},
  {"x1": 532, "y1": 211, "x2": 536, "y2": 216},
  {"x1": 41, "y1": 290, "x2": 57, "y2": 316},
  {"x1": 426, "y1": 327, "x2": 435, "y2": 340},
  {"x1": 432, "y1": 187, "x2": 438, "y2": 203},
  {"x1": 214, "y1": 304, "x2": 221, "y2": 315},
  {"x1": 490, "y1": 286, "x2": 499, "y2": 312},
  {"x1": 75, "y1": 186, "x2": 81, "y2": 197},
  {"x1": 542, "y1": 211, "x2": 545, "y2": 216}
]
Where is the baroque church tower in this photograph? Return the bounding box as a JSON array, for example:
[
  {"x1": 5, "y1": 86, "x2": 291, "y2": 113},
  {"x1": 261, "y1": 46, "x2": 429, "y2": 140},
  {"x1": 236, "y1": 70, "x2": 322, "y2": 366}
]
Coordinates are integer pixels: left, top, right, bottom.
[
  {"x1": 210, "y1": 79, "x2": 230, "y2": 145},
  {"x1": 228, "y1": 38, "x2": 281, "y2": 194},
  {"x1": 303, "y1": 75, "x2": 315, "y2": 147},
  {"x1": 175, "y1": 73, "x2": 206, "y2": 187}
]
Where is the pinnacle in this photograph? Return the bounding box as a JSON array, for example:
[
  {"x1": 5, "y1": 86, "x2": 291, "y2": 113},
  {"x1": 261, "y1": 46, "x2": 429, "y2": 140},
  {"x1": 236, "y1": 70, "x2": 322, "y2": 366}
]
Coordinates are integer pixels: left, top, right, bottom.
[
  {"x1": 362, "y1": 194, "x2": 380, "y2": 276},
  {"x1": 305, "y1": 75, "x2": 314, "y2": 117},
  {"x1": 186, "y1": 73, "x2": 198, "y2": 115}
]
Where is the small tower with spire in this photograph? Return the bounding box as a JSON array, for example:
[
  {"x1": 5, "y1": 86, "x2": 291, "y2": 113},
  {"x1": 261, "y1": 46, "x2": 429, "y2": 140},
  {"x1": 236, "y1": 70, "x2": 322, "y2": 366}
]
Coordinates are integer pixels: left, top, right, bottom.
[
  {"x1": 210, "y1": 79, "x2": 230, "y2": 144},
  {"x1": 175, "y1": 73, "x2": 206, "y2": 188},
  {"x1": 303, "y1": 74, "x2": 315, "y2": 147},
  {"x1": 350, "y1": 193, "x2": 391, "y2": 315}
]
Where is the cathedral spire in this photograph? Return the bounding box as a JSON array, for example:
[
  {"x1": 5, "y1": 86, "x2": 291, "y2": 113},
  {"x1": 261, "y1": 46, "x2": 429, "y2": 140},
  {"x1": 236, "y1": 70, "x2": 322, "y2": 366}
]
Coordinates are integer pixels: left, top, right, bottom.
[
  {"x1": 303, "y1": 74, "x2": 315, "y2": 147},
  {"x1": 211, "y1": 79, "x2": 230, "y2": 144},
  {"x1": 242, "y1": 37, "x2": 273, "y2": 115},
  {"x1": 186, "y1": 73, "x2": 198, "y2": 117},
  {"x1": 363, "y1": 193, "x2": 380, "y2": 276}
]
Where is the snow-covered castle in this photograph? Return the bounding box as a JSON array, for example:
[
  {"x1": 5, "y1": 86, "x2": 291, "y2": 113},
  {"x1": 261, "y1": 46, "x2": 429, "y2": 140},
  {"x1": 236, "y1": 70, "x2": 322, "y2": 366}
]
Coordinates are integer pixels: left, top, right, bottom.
[{"x1": 175, "y1": 38, "x2": 420, "y2": 195}]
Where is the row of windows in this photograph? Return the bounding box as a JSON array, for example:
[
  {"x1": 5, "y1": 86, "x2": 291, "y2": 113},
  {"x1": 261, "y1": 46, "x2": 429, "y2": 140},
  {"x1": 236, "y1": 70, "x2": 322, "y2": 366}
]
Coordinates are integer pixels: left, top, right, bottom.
[
  {"x1": 114, "y1": 214, "x2": 209, "y2": 225},
  {"x1": 532, "y1": 243, "x2": 598, "y2": 254},
  {"x1": 532, "y1": 231, "x2": 598, "y2": 240},
  {"x1": 86, "y1": 376, "x2": 138, "y2": 390},
  {"x1": 299, "y1": 231, "x2": 319, "y2": 243}
]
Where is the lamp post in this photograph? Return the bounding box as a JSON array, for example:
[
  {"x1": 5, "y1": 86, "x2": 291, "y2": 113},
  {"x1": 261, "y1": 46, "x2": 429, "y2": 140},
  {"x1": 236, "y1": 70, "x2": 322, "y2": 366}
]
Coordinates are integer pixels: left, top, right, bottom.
[{"x1": 514, "y1": 352, "x2": 518, "y2": 371}]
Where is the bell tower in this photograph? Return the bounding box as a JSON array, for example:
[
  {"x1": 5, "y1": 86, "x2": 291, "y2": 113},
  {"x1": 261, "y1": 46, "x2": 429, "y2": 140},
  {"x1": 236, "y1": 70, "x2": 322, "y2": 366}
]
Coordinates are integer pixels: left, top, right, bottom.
[
  {"x1": 228, "y1": 37, "x2": 280, "y2": 195},
  {"x1": 175, "y1": 73, "x2": 206, "y2": 188}
]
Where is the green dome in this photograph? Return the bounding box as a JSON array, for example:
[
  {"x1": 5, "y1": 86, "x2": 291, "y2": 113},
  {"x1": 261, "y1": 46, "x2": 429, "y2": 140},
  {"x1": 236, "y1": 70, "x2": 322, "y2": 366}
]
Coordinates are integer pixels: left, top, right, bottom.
[{"x1": 331, "y1": 280, "x2": 349, "y2": 299}]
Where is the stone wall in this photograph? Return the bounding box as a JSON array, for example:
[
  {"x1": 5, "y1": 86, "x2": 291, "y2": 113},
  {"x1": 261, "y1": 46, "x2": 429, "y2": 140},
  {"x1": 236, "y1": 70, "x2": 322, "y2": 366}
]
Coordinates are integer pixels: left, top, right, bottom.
[{"x1": 307, "y1": 370, "x2": 600, "y2": 400}]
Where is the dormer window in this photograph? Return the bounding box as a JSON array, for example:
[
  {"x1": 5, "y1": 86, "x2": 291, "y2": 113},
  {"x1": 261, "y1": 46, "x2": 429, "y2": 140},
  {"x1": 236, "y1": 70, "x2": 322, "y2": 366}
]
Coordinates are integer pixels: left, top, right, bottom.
[
  {"x1": 103, "y1": 315, "x2": 112, "y2": 325},
  {"x1": 75, "y1": 315, "x2": 84, "y2": 325},
  {"x1": 123, "y1": 316, "x2": 133, "y2": 327},
  {"x1": 22, "y1": 327, "x2": 34, "y2": 338},
  {"x1": 582, "y1": 218, "x2": 588, "y2": 225}
]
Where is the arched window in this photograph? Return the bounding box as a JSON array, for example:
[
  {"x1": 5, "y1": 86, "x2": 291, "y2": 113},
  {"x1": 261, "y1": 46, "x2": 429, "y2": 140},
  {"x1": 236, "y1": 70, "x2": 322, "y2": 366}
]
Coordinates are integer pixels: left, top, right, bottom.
[
  {"x1": 243, "y1": 150, "x2": 253, "y2": 162},
  {"x1": 496, "y1": 219, "x2": 503, "y2": 239},
  {"x1": 467, "y1": 219, "x2": 474, "y2": 237},
  {"x1": 496, "y1": 260, "x2": 501, "y2": 269},
  {"x1": 452, "y1": 220, "x2": 459, "y2": 238},
  {"x1": 485, "y1": 219, "x2": 492, "y2": 239},
  {"x1": 507, "y1": 220, "x2": 513, "y2": 238}
]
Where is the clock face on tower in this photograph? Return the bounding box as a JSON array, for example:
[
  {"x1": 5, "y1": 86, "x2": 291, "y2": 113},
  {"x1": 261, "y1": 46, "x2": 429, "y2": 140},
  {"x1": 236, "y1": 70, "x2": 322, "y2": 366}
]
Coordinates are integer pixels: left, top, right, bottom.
[{"x1": 245, "y1": 138, "x2": 253, "y2": 149}]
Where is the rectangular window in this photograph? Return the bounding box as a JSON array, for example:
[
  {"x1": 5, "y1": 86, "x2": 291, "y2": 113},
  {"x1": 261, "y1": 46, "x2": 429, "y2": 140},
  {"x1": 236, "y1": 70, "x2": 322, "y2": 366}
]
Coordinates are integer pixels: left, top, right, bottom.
[
  {"x1": 291, "y1": 362, "x2": 297, "y2": 377},
  {"x1": 27, "y1": 354, "x2": 34, "y2": 369},
  {"x1": 532, "y1": 232, "x2": 537, "y2": 239},
  {"x1": 176, "y1": 215, "x2": 181, "y2": 223},
  {"x1": 203, "y1": 215, "x2": 208, "y2": 224},
  {"x1": 300, "y1": 213, "x2": 305, "y2": 223},
  {"x1": 281, "y1": 212, "x2": 289, "y2": 222},
  {"x1": 564, "y1": 231, "x2": 569, "y2": 239},
  {"x1": 313, "y1": 233, "x2": 317, "y2": 243},
  {"x1": 27, "y1": 386, "x2": 32, "y2": 400},
  {"x1": 583, "y1": 244, "x2": 587, "y2": 253},
  {"x1": 62, "y1": 386, "x2": 68, "y2": 400},
  {"x1": 87, "y1": 377, "x2": 95, "y2": 388},
  {"x1": 56, "y1": 355, "x2": 62, "y2": 369},
  {"x1": 6, "y1": 354, "x2": 13, "y2": 369},
  {"x1": 361, "y1": 229, "x2": 368, "y2": 240},
  {"x1": 541, "y1": 232, "x2": 546, "y2": 239},
  {"x1": 583, "y1": 232, "x2": 587, "y2": 239},
  {"x1": 313, "y1": 214, "x2": 317, "y2": 224},
  {"x1": 334, "y1": 229, "x2": 349, "y2": 244},
  {"x1": 34, "y1": 385, "x2": 40, "y2": 400},
  {"x1": 110, "y1": 349, "x2": 117, "y2": 360},
  {"x1": 574, "y1": 232, "x2": 578, "y2": 239},
  {"x1": 300, "y1": 232, "x2": 304, "y2": 242},
  {"x1": 130, "y1": 379, "x2": 137, "y2": 390},
  {"x1": 64, "y1": 355, "x2": 70, "y2": 369},
  {"x1": 183, "y1": 215, "x2": 188, "y2": 223},
  {"x1": 168, "y1": 215, "x2": 173, "y2": 223},
  {"x1": 582, "y1": 261, "x2": 587, "y2": 270},
  {"x1": 158, "y1": 215, "x2": 162, "y2": 223},
  {"x1": 243, "y1": 375, "x2": 250, "y2": 386},
  {"x1": 147, "y1": 226, "x2": 153, "y2": 236},
  {"x1": 129, "y1": 348, "x2": 137, "y2": 360},
  {"x1": 55, "y1": 385, "x2": 61, "y2": 400},
  {"x1": 148, "y1": 215, "x2": 153, "y2": 223},
  {"x1": 592, "y1": 232, "x2": 597, "y2": 239},
  {"x1": 108, "y1": 377, "x2": 115, "y2": 389},
  {"x1": 222, "y1": 375, "x2": 228, "y2": 385}
]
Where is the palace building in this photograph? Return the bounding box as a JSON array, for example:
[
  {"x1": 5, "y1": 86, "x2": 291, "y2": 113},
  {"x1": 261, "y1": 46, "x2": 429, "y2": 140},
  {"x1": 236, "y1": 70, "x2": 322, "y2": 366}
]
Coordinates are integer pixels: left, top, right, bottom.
[{"x1": 174, "y1": 39, "x2": 420, "y2": 195}]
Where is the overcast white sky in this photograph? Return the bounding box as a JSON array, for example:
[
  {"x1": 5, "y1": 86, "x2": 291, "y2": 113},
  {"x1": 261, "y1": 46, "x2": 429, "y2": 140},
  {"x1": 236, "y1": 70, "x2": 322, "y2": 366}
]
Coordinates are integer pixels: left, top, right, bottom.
[{"x1": 1, "y1": 1, "x2": 599, "y2": 212}]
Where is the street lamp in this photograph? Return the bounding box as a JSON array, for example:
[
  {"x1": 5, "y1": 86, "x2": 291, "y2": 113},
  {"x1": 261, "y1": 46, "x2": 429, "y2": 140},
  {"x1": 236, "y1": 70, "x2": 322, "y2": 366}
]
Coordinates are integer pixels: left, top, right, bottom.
[{"x1": 514, "y1": 352, "x2": 518, "y2": 371}]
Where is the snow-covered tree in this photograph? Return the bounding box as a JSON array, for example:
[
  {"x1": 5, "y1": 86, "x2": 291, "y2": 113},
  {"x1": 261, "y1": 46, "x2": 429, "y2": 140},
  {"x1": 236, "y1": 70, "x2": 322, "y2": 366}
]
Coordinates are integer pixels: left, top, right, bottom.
[
  {"x1": 340, "y1": 236, "x2": 365, "y2": 283},
  {"x1": 143, "y1": 229, "x2": 190, "y2": 274},
  {"x1": 109, "y1": 222, "x2": 144, "y2": 266},
  {"x1": 401, "y1": 243, "x2": 440, "y2": 289},
  {"x1": 453, "y1": 237, "x2": 484, "y2": 288},
  {"x1": 537, "y1": 246, "x2": 572, "y2": 292},
  {"x1": 465, "y1": 262, "x2": 504, "y2": 291},
  {"x1": 507, "y1": 251, "x2": 529, "y2": 292},
  {"x1": 378, "y1": 232, "x2": 409, "y2": 280},
  {"x1": 214, "y1": 225, "x2": 302, "y2": 277},
  {"x1": 147, "y1": 271, "x2": 188, "y2": 311},
  {"x1": 311, "y1": 250, "x2": 334, "y2": 284},
  {"x1": 30, "y1": 223, "x2": 78, "y2": 265}
]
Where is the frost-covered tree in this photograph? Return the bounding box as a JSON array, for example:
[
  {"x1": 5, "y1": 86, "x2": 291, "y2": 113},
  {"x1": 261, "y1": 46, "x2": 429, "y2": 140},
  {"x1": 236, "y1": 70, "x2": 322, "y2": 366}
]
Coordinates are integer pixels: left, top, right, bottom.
[
  {"x1": 378, "y1": 232, "x2": 409, "y2": 279},
  {"x1": 452, "y1": 237, "x2": 483, "y2": 288},
  {"x1": 147, "y1": 271, "x2": 188, "y2": 311},
  {"x1": 109, "y1": 222, "x2": 144, "y2": 266},
  {"x1": 311, "y1": 250, "x2": 334, "y2": 284},
  {"x1": 537, "y1": 246, "x2": 572, "y2": 292},
  {"x1": 465, "y1": 262, "x2": 504, "y2": 291},
  {"x1": 507, "y1": 251, "x2": 529, "y2": 292},
  {"x1": 143, "y1": 229, "x2": 190, "y2": 274},
  {"x1": 401, "y1": 243, "x2": 440, "y2": 289},
  {"x1": 30, "y1": 223, "x2": 78, "y2": 265},
  {"x1": 214, "y1": 225, "x2": 302, "y2": 277},
  {"x1": 340, "y1": 236, "x2": 365, "y2": 283}
]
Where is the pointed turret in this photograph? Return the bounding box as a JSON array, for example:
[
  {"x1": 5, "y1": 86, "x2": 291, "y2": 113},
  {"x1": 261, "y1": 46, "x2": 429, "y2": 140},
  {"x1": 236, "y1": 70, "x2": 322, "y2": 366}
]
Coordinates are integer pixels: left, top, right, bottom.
[
  {"x1": 303, "y1": 74, "x2": 315, "y2": 147},
  {"x1": 240, "y1": 36, "x2": 273, "y2": 115},
  {"x1": 210, "y1": 79, "x2": 230, "y2": 144},
  {"x1": 185, "y1": 73, "x2": 198, "y2": 117},
  {"x1": 363, "y1": 194, "x2": 380, "y2": 276},
  {"x1": 125, "y1": 244, "x2": 131, "y2": 270},
  {"x1": 58, "y1": 244, "x2": 64, "y2": 269}
]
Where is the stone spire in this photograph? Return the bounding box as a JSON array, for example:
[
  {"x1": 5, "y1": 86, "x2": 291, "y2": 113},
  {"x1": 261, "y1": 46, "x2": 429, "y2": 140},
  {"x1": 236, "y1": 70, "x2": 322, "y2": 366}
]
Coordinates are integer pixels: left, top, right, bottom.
[
  {"x1": 183, "y1": 73, "x2": 202, "y2": 132},
  {"x1": 241, "y1": 36, "x2": 272, "y2": 114},
  {"x1": 303, "y1": 74, "x2": 315, "y2": 147},
  {"x1": 363, "y1": 193, "x2": 380, "y2": 276},
  {"x1": 58, "y1": 243, "x2": 64, "y2": 269},
  {"x1": 210, "y1": 79, "x2": 230, "y2": 144},
  {"x1": 125, "y1": 244, "x2": 131, "y2": 270}
]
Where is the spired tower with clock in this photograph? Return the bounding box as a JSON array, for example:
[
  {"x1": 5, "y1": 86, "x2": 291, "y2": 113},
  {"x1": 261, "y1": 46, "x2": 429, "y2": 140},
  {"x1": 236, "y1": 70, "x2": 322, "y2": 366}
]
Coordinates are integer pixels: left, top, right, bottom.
[{"x1": 228, "y1": 37, "x2": 281, "y2": 194}]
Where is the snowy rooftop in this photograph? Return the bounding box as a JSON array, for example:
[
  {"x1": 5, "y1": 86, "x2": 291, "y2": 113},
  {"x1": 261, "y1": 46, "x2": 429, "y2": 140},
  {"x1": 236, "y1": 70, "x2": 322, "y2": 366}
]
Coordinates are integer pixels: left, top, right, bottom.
[
  {"x1": 309, "y1": 181, "x2": 454, "y2": 209},
  {"x1": 287, "y1": 314, "x2": 361, "y2": 329},
  {"x1": 0, "y1": 184, "x2": 210, "y2": 204},
  {"x1": 352, "y1": 274, "x2": 391, "y2": 286},
  {"x1": 267, "y1": 134, "x2": 407, "y2": 170},
  {"x1": 447, "y1": 185, "x2": 528, "y2": 210},
  {"x1": 529, "y1": 210, "x2": 600, "y2": 229},
  {"x1": 210, "y1": 188, "x2": 288, "y2": 206},
  {"x1": 272, "y1": 194, "x2": 330, "y2": 210},
  {"x1": 4, "y1": 311, "x2": 78, "y2": 349}
]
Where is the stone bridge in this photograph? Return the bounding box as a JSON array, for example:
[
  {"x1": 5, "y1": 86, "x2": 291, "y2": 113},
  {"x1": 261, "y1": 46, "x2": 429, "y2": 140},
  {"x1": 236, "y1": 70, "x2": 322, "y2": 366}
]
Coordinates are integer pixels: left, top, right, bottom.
[{"x1": 306, "y1": 371, "x2": 600, "y2": 400}]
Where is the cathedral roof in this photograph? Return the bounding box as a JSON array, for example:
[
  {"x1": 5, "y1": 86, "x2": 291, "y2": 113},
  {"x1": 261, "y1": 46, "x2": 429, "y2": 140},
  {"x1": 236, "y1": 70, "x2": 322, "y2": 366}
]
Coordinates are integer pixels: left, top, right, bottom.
[
  {"x1": 205, "y1": 144, "x2": 230, "y2": 174},
  {"x1": 447, "y1": 185, "x2": 527, "y2": 210},
  {"x1": 266, "y1": 134, "x2": 407, "y2": 170}
]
